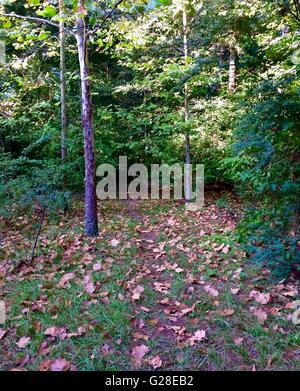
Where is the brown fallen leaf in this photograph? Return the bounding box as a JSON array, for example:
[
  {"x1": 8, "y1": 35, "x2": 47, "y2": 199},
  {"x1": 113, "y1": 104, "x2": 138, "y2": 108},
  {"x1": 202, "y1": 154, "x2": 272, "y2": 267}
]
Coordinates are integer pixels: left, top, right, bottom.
[
  {"x1": 249, "y1": 290, "x2": 270, "y2": 305},
  {"x1": 148, "y1": 355, "x2": 162, "y2": 369},
  {"x1": 233, "y1": 336, "x2": 244, "y2": 346},
  {"x1": 204, "y1": 285, "x2": 219, "y2": 297},
  {"x1": 39, "y1": 359, "x2": 52, "y2": 371},
  {"x1": 153, "y1": 281, "x2": 171, "y2": 293},
  {"x1": 44, "y1": 326, "x2": 67, "y2": 340},
  {"x1": 250, "y1": 306, "x2": 268, "y2": 324},
  {"x1": 50, "y1": 358, "x2": 70, "y2": 371},
  {"x1": 92, "y1": 263, "x2": 102, "y2": 271},
  {"x1": 132, "y1": 332, "x2": 149, "y2": 341},
  {"x1": 148, "y1": 318, "x2": 159, "y2": 326},
  {"x1": 189, "y1": 329, "x2": 206, "y2": 346},
  {"x1": 219, "y1": 308, "x2": 235, "y2": 316},
  {"x1": 83, "y1": 274, "x2": 95, "y2": 294},
  {"x1": 67, "y1": 326, "x2": 86, "y2": 338},
  {"x1": 58, "y1": 272, "x2": 75, "y2": 288},
  {"x1": 132, "y1": 344, "x2": 149, "y2": 366},
  {"x1": 132, "y1": 285, "x2": 144, "y2": 301},
  {"x1": 110, "y1": 238, "x2": 120, "y2": 247},
  {"x1": 16, "y1": 336, "x2": 31, "y2": 349},
  {"x1": 0, "y1": 329, "x2": 7, "y2": 339},
  {"x1": 222, "y1": 244, "x2": 230, "y2": 254},
  {"x1": 19, "y1": 353, "x2": 30, "y2": 367}
]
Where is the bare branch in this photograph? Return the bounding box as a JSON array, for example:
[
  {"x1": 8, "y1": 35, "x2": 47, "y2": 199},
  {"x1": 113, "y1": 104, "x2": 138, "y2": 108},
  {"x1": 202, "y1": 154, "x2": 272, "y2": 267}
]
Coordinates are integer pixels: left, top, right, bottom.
[{"x1": 0, "y1": 12, "x2": 59, "y2": 28}]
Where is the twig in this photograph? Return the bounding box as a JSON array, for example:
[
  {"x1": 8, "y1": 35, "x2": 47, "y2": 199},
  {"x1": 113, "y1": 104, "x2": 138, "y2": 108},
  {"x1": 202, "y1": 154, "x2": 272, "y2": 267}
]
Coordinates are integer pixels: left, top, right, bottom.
[
  {"x1": 88, "y1": 0, "x2": 124, "y2": 35},
  {"x1": 31, "y1": 207, "x2": 46, "y2": 262},
  {"x1": 0, "y1": 12, "x2": 59, "y2": 28}
]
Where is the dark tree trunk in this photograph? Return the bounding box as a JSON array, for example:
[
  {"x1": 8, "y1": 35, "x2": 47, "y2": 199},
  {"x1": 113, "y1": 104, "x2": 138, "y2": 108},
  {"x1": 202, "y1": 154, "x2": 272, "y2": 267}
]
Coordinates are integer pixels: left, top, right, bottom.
[{"x1": 75, "y1": 1, "x2": 98, "y2": 236}]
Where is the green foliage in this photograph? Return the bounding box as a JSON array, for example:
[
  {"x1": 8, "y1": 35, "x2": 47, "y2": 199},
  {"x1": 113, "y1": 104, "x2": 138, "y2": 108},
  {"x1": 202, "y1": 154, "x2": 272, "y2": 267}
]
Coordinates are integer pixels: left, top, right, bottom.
[
  {"x1": 1, "y1": 169, "x2": 70, "y2": 218},
  {"x1": 233, "y1": 76, "x2": 300, "y2": 277},
  {"x1": 237, "y1": 205, "x2": 300, "y2": 279}
]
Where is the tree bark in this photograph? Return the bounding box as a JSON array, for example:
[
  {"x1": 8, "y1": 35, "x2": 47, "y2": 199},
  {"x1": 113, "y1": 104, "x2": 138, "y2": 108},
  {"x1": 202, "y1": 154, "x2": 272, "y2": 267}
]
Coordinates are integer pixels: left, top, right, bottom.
[
  {"x1": 228, "y1": 46, "x2": 237, "y2": 94},
  {"x1": 75, "y1": 1, "x2": 98, "y2": 236},
  {"x1": 183, "y1": 8, "x2": 191, "y2": 201},
  {"x1": 59, "y1": 0, "x2": 67, "y2": 161}
]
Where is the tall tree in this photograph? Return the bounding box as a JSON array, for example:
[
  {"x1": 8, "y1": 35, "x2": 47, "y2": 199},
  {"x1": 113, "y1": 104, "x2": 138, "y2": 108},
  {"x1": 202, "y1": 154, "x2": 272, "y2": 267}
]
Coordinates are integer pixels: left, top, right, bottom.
[
  {"x1": 75, "y1": 0, "x2": 98, "y2": 236},
  {"x1": 228, "y1": 45, "x2": 237, "y2": 93},
  {"x1": 182, "y1": 6, "x2": 191, "y2": 202},
  {"x1": 59, "y1": 0, "x2": 67, "y2": 161}
]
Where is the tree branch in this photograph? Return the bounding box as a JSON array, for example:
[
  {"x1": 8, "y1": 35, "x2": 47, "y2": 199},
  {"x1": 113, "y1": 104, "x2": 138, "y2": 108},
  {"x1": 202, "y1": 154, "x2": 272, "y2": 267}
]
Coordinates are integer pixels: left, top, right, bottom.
[
  {"x1": 88, "y1": 0, "x2": 124, "y2": 35},
  {"x1": 290, "y1": 0, "x2": 300, "y2": 22},
  {"x1": 0, "y1": 12, "x2": 59, "y2": 28}
]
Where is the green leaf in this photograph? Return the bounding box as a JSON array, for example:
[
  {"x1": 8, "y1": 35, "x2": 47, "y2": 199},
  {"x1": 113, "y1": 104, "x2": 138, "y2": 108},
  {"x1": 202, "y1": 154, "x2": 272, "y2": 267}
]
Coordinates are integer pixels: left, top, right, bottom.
[
  {"x1": 2, "y1": 20, "x2": 12, "y2": 28},
  {"x1": 36, "y1": 5, "x2": 57, "y2": 18}
]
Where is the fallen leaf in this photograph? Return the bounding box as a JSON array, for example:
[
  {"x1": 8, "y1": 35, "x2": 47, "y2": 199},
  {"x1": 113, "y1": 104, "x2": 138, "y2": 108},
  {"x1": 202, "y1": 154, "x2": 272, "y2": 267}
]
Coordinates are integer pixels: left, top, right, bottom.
[
  {"x1": 132, "y1": 285, "x2": 144, "y2": 301},
  {"x1": 204, "y1": 285, "x2": 219, "y2": 297},
  {"x1": 148, "y1": 318, "x2": 159, "y2": 326},
  {"x1": 222, "y1": 244, "x2": 230, "y2": 254},
  {"x1": 92, "y1": 263, "x2": 102, "y2": 271},
  {"x1": 19, "y1": 353, "x2": 30, "y2": 367},
  {"x1": 193, "y1": 329, "x2": 206, "y2": 341},
  {"x1": 39, "y1": 359, "x2": 52, "y2": 371},
  {"x1": 0, "y1": 329, "x2": 7, "y2": 339},
  {"x1": 132, "y1": 344, "x2": 149, "y2": 364},
  {"x1": 110, "y1": 239, "x2": 120, "y2": 247},
  {"x1": 16, "y1": 336, "x2": 31, "y2": 349},
  {"x1": 132, "y1": 332, "x2": 149, "y2": 341},
  {"x1": 37, "y1": 341, "x2": 51, "y2": 355},
  {"x1": 153, "y1": 281, "x2": 170, "y2": 293},
  {"x1": 58, "y1": 272, "x2": 75, "y2": 288},
  {"x1": 250, "y1": 306, "x2": 268, "y2": 324},
  {"x1": 249, "y1": 290, "x2": 270, "y2": 305},
  {"x1": 233, "y1": 336, "x2": 244, "y2": 346},
  {"x1": 50, "y1": 358, "x2": 70, "y2": 371},
  {"x1": 219, "y1": 308, "x2": 235, "y2": 316},
  {"x1": 83, "y1": 274, "x2": 95, "y2": 294},
  {"x1": 67, "y1": 326, "x2": 86, "y2": 338},
  {"x1": 148, "y1": 355, "x2": 162, "y2": 369},
  {"x1": 44, "y1": 326, "x2": 67, "y2": 340},
  {"x1": 189, "y1": 329, "x2": 206, "y2": 345}
]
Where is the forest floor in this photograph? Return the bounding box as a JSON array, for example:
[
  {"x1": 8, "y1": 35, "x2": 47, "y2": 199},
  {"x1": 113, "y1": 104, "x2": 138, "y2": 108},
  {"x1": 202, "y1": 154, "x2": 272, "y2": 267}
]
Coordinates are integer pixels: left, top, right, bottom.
[{"x1": 1, "y1": 191, "x2": 300, "y2": 371}]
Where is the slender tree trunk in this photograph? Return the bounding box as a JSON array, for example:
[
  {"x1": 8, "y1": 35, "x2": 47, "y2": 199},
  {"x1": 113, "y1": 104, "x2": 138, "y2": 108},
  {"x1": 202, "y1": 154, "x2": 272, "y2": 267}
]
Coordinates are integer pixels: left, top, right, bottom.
[
  {"x1": 183, "y1": 8, "x2": 191, "y2": 201},
  {"x1": 75, "y1": 1, "x2": 98, "y2": 236},
  {"x1": 228, "y1": 46, "x2": 237, "y2": 94},
  {"x1": 289, "y1": 151, "x2": 300, "y2": 235},
  {"x1": 59, "y1": 0, "x2": 67, "y2": 161}
]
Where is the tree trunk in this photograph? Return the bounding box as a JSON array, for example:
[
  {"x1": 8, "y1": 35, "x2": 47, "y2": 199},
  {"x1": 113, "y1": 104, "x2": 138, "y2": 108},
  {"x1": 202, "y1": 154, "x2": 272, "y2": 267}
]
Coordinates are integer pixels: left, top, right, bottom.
[
  {"x1": 75, "y1": 1, "x2": 98, "y2": 236},
  {"x1": 59, "y1": 0, "x2": 67, "y2": 161},
  {"x1": 183, "y1": 8, "x2": 191, "y2": 202},
  {"x1": 228, "y1": 46, "x2": 237, "y2": 94}
]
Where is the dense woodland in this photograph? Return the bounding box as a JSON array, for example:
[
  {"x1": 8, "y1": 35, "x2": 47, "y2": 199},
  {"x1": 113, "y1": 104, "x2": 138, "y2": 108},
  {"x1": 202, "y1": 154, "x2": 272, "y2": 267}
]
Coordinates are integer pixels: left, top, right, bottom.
[{"x1": 0, "y1": 0, "x2": 300, "y2": 371}]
